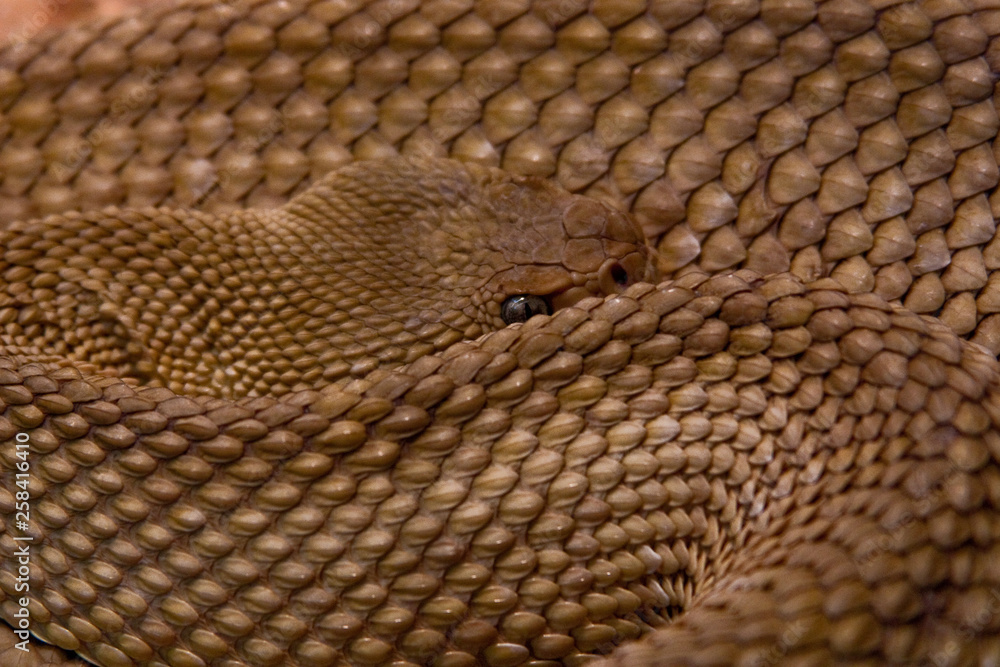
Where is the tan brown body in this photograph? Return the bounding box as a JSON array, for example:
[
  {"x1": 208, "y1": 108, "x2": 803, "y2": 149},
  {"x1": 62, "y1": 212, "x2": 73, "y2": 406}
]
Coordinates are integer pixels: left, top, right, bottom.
[{"x1": 1, "y1": 1, "x2": 1000, "y2": 666}]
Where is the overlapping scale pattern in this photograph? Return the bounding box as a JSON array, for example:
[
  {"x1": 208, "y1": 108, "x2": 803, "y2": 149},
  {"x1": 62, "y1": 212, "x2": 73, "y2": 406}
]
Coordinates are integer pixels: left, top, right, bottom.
[
  {"x1": 0, "y1": 157, "x2": 653, "y2": 399},
  {"x1": 3, "y1": 1, "x2": 1000, "y2": 666},
  {"x1": 2, "y1": 272, "x2": 1000, "y2": 666},
  {"x1": 2, "y1": 0, "x2": 1000, "y2": 348}
]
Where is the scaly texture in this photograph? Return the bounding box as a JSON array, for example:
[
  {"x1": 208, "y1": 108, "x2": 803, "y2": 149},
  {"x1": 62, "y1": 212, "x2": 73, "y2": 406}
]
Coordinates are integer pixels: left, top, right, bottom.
[
  {"x1": 1, "y1": 0, "x2": 1000, "y2": 666},
  {"x1": 3, "y1": 271, "x2": 1000, "y2": 667},
  {"x1": 0, "y1": 155, "x2": 652, "y2": 399},
  {"x1": 2, "y1": 0, "x2": 1000, "y2": 347}
]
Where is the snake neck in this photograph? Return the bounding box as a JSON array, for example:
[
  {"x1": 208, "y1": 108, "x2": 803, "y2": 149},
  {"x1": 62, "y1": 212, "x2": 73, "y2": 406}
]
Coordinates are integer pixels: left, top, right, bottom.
[
  {"x1": 0, "y1": 195, "x2": 494, "y2": 400},
  {"x1": 193, "y1": 205, "x2": 489, "y2": 399},
  {"x1": 0, "y1": 155, "x2": 657, "y2": 403}
]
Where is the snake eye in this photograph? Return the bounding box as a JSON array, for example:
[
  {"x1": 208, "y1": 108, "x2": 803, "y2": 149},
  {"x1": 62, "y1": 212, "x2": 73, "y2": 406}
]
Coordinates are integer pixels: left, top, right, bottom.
[{"x1": 501, "y1": 295, "x2": 550, "y2": 324}]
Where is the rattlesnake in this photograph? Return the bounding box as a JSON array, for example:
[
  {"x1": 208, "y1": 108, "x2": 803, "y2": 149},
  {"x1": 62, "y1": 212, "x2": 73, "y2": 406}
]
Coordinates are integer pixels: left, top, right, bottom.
[{"x1": 2, "y1": 0, "x2": 1000, "y2": 665}]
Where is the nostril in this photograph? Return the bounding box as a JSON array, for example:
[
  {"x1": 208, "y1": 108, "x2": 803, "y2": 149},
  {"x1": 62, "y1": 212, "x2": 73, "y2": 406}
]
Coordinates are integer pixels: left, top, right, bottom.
[
  {"x1": 610, "y1": 262, "x2": 629, "y2": 287},
  {"x1": 598, "y1": 258, "x2": 632, "y2": 294}
]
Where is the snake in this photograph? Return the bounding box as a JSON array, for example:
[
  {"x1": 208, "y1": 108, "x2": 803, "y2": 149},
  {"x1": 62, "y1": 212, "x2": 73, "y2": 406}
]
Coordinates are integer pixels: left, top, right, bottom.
[{"x1": 1, "y1": 0, "x2": 1000, "y2": 665}]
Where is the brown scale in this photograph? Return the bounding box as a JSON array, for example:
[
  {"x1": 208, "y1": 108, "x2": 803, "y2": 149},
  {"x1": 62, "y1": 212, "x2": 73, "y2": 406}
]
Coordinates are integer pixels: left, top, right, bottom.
[
  {"x1": 0, "y1": 0, "x2": 996, "y2": 352},
  {"x1": 0, "y1": 0, "x2": 1000, "y2": 340},
  {"x1": 0, "y1": 156, "x2": 653, "y2": 399},
  {"x1": 2, "y1": 272, "x2": 1000, "y2": 667},
  {"x1": 1, "y1": 0, "x2": 1000, "y2": 666}
]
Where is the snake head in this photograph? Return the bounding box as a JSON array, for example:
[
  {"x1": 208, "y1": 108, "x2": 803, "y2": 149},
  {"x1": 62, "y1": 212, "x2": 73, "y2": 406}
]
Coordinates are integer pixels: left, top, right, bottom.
[
  {"x1": 284, "y1": 156, "x2": 658, "y2": 347},
  {"x1": 449, "y1": 165, "x2": 659, "y2": 327}
]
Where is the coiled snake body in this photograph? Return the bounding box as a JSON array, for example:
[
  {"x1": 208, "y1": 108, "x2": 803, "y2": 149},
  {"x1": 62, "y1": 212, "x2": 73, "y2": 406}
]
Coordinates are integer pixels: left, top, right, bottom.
[{"x1": 2, "y1": 0, "x2": 1000, "y2": 665}]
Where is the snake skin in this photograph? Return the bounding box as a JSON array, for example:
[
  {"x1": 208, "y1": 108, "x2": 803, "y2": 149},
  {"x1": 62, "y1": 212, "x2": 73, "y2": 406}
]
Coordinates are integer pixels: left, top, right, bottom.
[
  {"x1": 0, "y1": 154, "x2": 655, "y2": 399},
  {"x1": 1, "y1": 0, "x2": 1000, "y2": 665}
]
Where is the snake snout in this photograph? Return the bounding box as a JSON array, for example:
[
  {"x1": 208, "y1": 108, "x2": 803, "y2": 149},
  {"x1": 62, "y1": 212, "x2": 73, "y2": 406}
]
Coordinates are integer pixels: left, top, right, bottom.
[
  {"x1": 597, "y1": 253, "x2": 653, "y2": 294},
  {"x1": 564, "y1": 197, "x2": 658, "y2": 294},
  {"x1": 597, "y1": 258, "x2": 631, "y2": 295}
]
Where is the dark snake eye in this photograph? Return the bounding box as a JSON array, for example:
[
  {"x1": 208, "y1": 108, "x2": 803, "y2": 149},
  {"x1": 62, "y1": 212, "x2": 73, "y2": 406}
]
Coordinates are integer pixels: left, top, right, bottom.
[{"x1": 501, "y1": 295, "x2": 550, "y2": 324}]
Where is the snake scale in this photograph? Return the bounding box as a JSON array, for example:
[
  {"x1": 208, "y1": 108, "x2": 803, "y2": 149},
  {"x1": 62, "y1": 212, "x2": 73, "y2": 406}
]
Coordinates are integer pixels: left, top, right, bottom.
[{"x1": 2, "y1": 0, "x2": 1000, "y2": 665}]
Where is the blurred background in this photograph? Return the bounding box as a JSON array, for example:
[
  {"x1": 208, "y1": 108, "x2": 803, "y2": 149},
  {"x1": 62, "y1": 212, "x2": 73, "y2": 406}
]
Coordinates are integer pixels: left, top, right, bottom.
[{"x1": 1, "y1": 0, "x2": 147, "y2": 43}]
